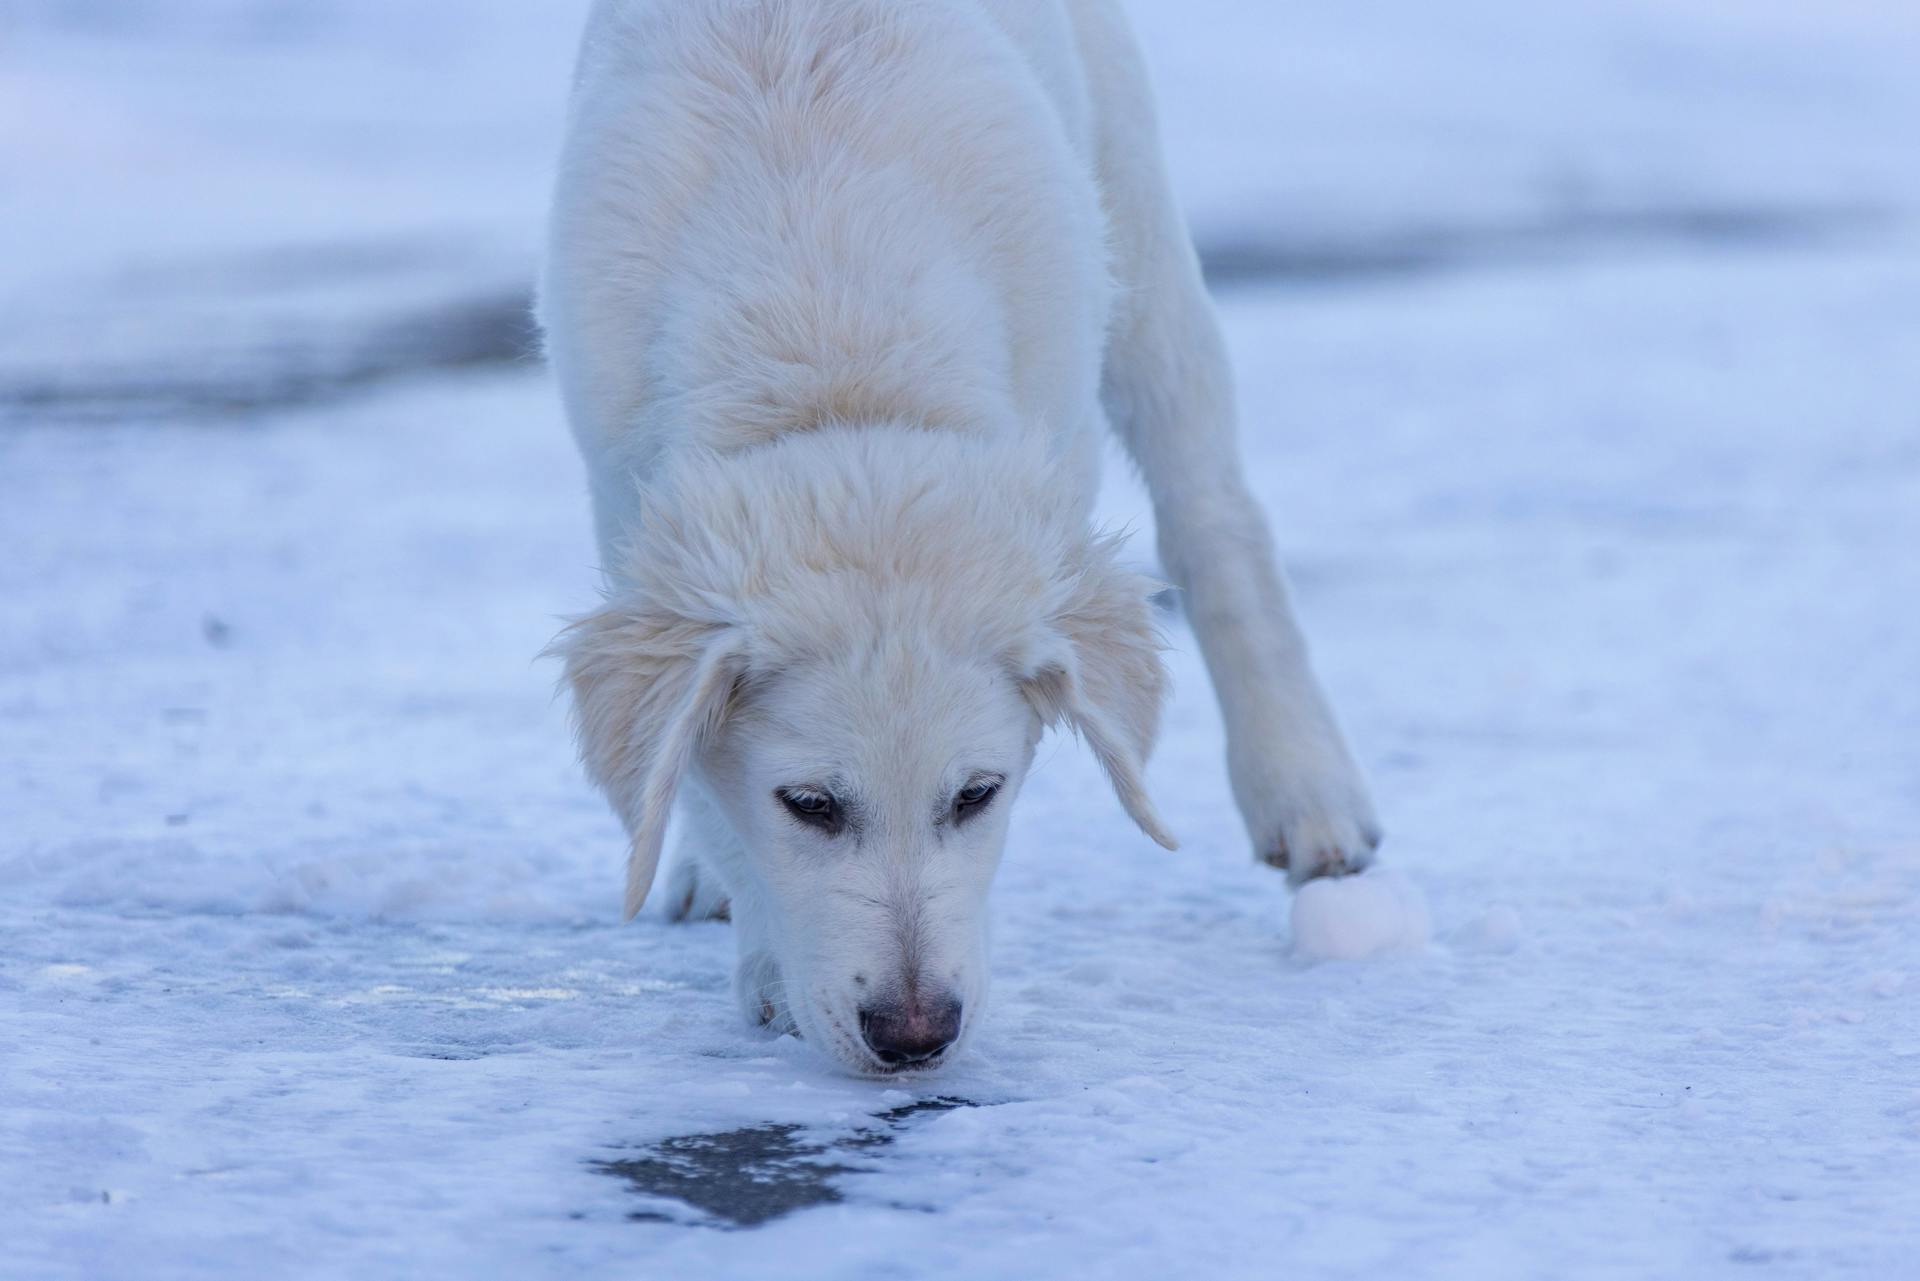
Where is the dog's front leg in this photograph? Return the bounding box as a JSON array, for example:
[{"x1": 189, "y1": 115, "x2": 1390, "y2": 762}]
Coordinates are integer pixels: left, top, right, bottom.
[
  {"x1": 1087, "y1": 38, "x2": 1381, "y2": 880},
  {"x1": 1163, "y1": 481, "x2": 1383, "y2": 883},
  {"x1": 1119, "y1": 339, "x2": 1381, "y2": 881},
  {"x1": 669, "y1": 782, "x2": 796, "y2": 1032},
  {"x1": 732, "y1": 919, "x2": 794, "y2": 1036},
  {"x1": 662, "y1": 786, "x2": 736, "y2": 924}
]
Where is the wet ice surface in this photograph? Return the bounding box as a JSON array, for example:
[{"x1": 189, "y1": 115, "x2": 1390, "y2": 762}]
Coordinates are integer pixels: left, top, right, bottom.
[
  {"x1": 6, "y1": 2, "x2": 1920, "y2": 1279},
  {"x1": 592, "y1": 1100, "x2": 976, "y2": 1228}
]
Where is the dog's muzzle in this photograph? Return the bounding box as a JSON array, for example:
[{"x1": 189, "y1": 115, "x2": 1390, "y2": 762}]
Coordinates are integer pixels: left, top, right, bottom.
[{"x1": 858, "y1": 992, "x2": 963, "y2": 1068}]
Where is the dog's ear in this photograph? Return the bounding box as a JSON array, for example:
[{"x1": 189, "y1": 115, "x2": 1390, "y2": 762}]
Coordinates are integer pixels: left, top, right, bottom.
[
  {"x1": 548, "y1": 602, "x2": 744, "y2": 920},
  {"x1": 1022, "y1": 534, "x2": 1177, "y2": 850}
]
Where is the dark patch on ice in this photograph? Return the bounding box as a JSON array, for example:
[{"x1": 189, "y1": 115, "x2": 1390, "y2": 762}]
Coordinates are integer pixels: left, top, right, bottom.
[
  {"x1": 5, "y1": 204, "x2": 1882, "y2": 423},
  {"x1": 0, "y1": 234, "x2": 537, "y2": 425},
  {"x1": 402, "y1": 1047, "x2": 489, "y2": 1061},
  {"x1": 592, "y1": 1097, "x2": 974, "y2": 1229},
  {"x1": 0, "y1": 289, "x2": 534, "y2": 423},
  {"x1": 1198, "y1": 203, "x2": 1890, "y2": 288}
]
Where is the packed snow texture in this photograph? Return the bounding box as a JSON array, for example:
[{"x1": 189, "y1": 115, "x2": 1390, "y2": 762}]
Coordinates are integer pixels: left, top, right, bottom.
[{"x1": 4, "y1": 2, "x2": 1920, "y2": 1279}]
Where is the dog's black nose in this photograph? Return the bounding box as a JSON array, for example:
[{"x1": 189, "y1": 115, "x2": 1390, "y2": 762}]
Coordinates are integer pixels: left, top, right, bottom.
[{"x1": 859, "y1": 994, "x2": 962, "y2": 1067}]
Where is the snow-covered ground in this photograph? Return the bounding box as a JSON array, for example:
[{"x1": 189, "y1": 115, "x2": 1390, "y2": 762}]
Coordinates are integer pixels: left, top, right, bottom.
[{"x1": 4, "y1": 3, "x2": 1918, "y2": 1278}]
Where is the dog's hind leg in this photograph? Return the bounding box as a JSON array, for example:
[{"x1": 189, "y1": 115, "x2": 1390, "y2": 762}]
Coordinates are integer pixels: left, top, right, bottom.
[{"x1": 1069, "y1": 0, "x2": 1380, "y2": 883}]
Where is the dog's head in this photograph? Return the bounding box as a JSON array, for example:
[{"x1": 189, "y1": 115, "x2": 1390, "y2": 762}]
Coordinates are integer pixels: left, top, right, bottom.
[{"x1": 552, "y1": 428, "x2": 1172, "y2": 1074}]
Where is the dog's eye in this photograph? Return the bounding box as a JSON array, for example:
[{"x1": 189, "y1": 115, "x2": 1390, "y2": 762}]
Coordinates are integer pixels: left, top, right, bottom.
[
  {"x1": 953, "y1": 777, "x2": 1002, "y2": 821},
  {"x1": 777, "y1": 787, "x2": 841, "y2": 831}
]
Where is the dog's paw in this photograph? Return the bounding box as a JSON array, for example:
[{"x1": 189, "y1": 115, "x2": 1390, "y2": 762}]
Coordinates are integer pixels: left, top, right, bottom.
[
  {"x1": 663, "y1": 855, "x2": 731, "y2": 923},
  {"x1": 734, "y1": 949, "x2": 794, "y2": 1035},
  {"x1": 1241, "y1": 757, "x2": 1382, "y2": 886}
]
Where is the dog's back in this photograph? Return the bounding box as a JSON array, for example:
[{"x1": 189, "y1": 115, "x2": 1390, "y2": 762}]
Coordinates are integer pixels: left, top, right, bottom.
[{"x1": 542, "y1": 0, "x2": 1114, "y2": 562}]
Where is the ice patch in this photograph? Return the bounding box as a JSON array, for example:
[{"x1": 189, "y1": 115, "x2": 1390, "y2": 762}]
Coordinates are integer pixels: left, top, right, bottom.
[{"x1": 1290, "y1": 869, "x2": 1432, "y2": 961}]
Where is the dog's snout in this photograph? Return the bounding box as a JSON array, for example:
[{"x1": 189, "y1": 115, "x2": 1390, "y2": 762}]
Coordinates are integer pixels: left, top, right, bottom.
[{"x1": 858, "y1": 993, "x2": 963, "y2": 1067}]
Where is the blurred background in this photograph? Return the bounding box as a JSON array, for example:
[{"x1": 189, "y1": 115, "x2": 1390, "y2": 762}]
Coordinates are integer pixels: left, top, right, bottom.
[
  {"x1": 3, "y1": 0, "x2": 1916, "y2": 421},
  {"x1": 4, "y1": 3, "x2": 1918, "y2": 1274}
]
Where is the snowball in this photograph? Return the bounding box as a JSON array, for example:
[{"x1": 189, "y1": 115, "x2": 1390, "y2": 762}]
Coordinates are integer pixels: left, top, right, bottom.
[{"x1": 1290, "y1": 869, "x2": 1431, "y2": 961}]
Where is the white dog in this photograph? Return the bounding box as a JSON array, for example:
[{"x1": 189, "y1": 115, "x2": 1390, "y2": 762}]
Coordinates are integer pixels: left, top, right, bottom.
[{"x1": 539, "y1": 0, "x2": 1380, "y2": 1074}]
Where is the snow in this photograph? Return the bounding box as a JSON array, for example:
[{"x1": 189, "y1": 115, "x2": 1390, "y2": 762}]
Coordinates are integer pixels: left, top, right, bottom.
[
  {"x1": 1450, "y1": 902, "x2": 1524, "y2": 956},
  {"x1": 1290, "y1": 870, "x2": 1432, "y2": 962},
  {"x1": 5, "y1": 2, "x2": 1920, "y2": 1278}
]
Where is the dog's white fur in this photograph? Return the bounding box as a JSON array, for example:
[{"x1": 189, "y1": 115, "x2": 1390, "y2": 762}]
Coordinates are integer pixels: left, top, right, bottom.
[{"x1": 539, "y1": 0, "x2": 1380, "y2": 1074}]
